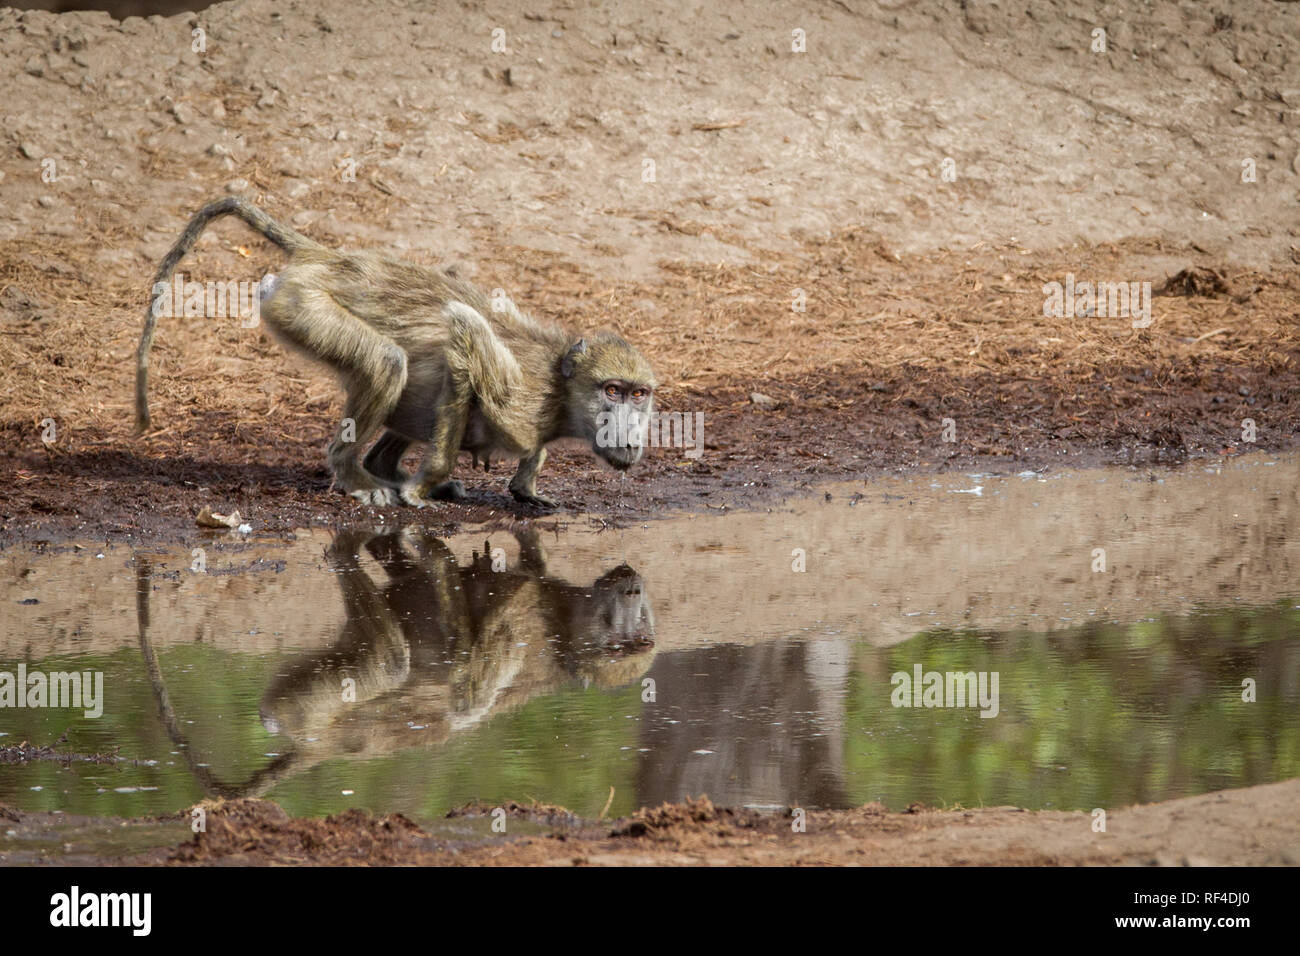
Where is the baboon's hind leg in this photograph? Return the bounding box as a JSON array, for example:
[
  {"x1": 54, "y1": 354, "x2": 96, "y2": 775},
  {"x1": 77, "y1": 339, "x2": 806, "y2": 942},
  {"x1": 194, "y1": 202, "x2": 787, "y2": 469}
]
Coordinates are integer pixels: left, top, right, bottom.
[
  {"x1": 264, "y1": 284, "x2": 408, "y2": 504},
  {"x1": 331, "y1": 391, "x2": 406, "y2": 505},
  {"x1": 509, "y1": 448, "x2": 555, "y2": 510}
]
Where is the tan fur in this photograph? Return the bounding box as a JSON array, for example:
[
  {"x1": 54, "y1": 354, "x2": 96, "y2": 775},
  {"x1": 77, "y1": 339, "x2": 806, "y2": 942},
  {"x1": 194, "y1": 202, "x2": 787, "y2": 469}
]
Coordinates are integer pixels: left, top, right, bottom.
[{"x1": 135, "y1": 199, "x2": 658, "y2": 508}]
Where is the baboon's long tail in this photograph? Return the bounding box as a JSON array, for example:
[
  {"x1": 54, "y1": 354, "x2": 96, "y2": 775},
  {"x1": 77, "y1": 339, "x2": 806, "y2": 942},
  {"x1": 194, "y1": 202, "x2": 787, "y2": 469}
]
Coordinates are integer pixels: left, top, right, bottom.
[{"x1": 135, "y1": 197, "x2": 323, "y2": 433}]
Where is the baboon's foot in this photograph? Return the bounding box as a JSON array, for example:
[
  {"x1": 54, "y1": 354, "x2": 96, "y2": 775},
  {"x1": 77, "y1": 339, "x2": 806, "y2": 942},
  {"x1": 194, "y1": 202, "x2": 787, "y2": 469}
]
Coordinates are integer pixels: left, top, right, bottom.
[{"x1": 510, "y1": 490, "x2": 558, "y2": 510}]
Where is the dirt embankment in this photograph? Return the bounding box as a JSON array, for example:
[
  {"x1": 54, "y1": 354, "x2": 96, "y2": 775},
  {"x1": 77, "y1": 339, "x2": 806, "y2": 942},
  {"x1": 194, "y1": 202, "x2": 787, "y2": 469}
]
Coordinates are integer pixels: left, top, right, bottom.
[
  {"x1": 4, "y1": 781, "x2": 1298, "y2": 866},
  {"x1": 1, "y1": 0, "x2": 1298, "y2": 544}
]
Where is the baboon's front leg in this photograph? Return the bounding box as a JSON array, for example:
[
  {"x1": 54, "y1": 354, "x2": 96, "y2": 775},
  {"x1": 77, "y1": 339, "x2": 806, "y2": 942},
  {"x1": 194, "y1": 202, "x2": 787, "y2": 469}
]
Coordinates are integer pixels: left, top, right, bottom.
[
  {"x1": 401, "y1": 385, "x2": 470, "y2": 506},
  {"x1": 330, "y1": 385, "x2": 405, "y2": 506},
  {"x1": 400, "y1": 300, "x2": 523, "y2": 508},
  {"x1": 418, "y1": 535, "x2": 472, "y2": 626},
  {"x1": 509, "y1": 448, "x2": 556, "y2": 510}
]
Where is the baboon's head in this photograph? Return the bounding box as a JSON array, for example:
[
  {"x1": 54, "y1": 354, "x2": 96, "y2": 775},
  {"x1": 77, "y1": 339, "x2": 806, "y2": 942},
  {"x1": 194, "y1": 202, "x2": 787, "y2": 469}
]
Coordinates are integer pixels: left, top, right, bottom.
[
  {"x1": 566, "y1": 564, "x2": 657, "y2": 688},
  {"x1": 562, "y1": 333, "x2": 658, "y2": 471},
  {"x1": 582, "y1": 564, "x2": 655, "y2": 648}
]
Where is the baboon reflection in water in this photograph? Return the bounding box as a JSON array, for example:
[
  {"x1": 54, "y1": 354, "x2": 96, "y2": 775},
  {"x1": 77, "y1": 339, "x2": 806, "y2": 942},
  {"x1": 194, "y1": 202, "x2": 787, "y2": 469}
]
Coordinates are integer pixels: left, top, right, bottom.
[{"x1": 256, "y1": 527, "x2": 655, "y2": 781}]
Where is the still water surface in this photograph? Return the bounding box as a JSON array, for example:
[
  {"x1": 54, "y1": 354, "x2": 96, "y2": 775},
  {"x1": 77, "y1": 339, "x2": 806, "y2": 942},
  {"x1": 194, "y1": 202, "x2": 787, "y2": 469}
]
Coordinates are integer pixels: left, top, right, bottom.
[{"x1": 1, "y1": 458, "x2": 1297, "y2": 823}]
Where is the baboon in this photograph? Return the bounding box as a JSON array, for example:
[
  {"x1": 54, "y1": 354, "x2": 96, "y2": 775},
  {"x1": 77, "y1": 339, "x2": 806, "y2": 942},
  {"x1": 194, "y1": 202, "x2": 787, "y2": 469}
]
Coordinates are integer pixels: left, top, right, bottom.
[
  {"x1": 254, "y1": 527, "x2": 656, "y2": 785},
  {"x1": 135, "y1": 198, "x2": 658, "y2": 508},
  {"x1": 136, "y1": 528, "x2": 655, "y2": 798}
]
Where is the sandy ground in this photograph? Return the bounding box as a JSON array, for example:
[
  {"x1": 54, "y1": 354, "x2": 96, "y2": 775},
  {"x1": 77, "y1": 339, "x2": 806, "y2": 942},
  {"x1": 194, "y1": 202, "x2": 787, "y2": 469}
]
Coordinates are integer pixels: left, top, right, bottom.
[
  {"x1": 1, "y1": 0, "x2": 1298, "y2": 865},
  {"x1": 3, "y1": 780, "x2": 1298, "y2": 866}
]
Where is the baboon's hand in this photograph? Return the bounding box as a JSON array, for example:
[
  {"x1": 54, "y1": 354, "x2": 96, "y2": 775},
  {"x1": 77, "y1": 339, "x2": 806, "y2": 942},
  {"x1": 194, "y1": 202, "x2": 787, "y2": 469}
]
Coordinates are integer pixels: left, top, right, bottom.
[
  {"x1": 400, "y1": 478, "x2": 466, "y2": 507},
  {"x1": 399, "y1": 484, "x2": 435, "y2": 508},
  {"x1": 326, "y1": 528, "x2": 371, "y2": 564},
  {"x1": 350, "y1": 487, "x2": 400, "y2": 507}
]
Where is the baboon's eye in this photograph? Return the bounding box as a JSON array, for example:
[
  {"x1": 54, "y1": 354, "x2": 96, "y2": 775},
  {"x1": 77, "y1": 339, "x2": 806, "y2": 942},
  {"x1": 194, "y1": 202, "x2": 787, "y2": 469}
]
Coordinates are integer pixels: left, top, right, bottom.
[
  {"x1": 604, "y1": 383, "x2": 622, "y2": 400},
  {"x1": 630, "y1": 388, "x2": 648, "y2": 402}
]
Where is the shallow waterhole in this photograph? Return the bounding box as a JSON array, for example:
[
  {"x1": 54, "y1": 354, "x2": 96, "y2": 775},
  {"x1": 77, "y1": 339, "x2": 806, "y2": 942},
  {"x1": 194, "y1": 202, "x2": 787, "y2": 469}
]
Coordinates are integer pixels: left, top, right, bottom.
[{"x1": 1, "y1": 456, "x2": 1297, "y2": 830}]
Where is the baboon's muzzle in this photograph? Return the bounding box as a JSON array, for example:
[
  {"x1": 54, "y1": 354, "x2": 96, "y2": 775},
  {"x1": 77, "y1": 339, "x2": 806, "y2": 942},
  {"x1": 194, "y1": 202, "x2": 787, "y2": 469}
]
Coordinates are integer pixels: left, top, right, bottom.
[{"x1": 602, "y1": 444, "x2": 644, "y2": 471}]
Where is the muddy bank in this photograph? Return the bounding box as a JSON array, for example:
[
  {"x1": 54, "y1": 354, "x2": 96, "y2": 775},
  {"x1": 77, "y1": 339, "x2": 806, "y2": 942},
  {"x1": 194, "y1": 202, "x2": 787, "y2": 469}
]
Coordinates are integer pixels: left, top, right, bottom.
[{"x1": 3, "y1": 780, "x2": 1297, "y2": 866}]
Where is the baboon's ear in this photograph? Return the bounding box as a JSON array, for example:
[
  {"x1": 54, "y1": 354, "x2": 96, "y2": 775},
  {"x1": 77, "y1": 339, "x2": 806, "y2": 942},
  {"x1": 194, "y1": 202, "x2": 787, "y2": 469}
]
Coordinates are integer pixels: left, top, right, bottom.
[{"x1": 561, "y1": 338, "x2": 588, "y2": 379}]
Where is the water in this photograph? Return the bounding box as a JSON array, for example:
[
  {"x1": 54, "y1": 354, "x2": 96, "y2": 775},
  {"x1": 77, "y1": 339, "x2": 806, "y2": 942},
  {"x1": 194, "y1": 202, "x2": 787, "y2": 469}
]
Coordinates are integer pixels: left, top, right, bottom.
[{"x1": 1, "y1": 457, "x2": 1297, "y2": 825}]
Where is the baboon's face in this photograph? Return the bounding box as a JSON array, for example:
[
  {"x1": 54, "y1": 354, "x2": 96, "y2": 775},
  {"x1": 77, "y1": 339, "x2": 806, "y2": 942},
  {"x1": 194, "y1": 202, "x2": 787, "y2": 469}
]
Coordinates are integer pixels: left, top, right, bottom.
[
  {"x1": 567, "y1": 566, "x2": 657, "y2": 689},
  {"x1": 592, "y1": 377, "x2": 654, "y2": 470},
  {"x1": 562, "y1": 335, "x2": 657, "y2": 471},
  {"x1": 579, "y1": 565, "x2": 655, "y2": 649}
]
